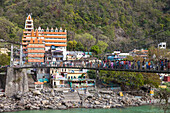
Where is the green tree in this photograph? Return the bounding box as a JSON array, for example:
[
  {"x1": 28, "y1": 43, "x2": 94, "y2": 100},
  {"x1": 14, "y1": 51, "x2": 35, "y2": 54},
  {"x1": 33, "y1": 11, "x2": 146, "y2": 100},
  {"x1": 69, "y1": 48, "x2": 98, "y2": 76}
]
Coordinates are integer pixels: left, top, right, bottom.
[
  {"x1": 87, "y1": 70, "x2": 96, "y2": 79},
  {"x1": 142, "y1": 73, "x2": 161, "y2": 88},
  {"x1": 75, "y1": 42, "x2": 84, "y2": 51},
  {"x1": 99, "y1": 71, "x2": 161, "y2": 90},
  {"x1": 90, "y1": 45, "x2": 100, "y2": 55},
  {"x1": 67, "y1": 40, "x2": 77, "y2": 51},
  {"x1": 99, "y1": 71, "x2": 144, "y2": 90},
  {"x1": 125, "y1": 56, "x2": 134, "y2": 61},
  {"x1": 75, "y1": 33, "x2": 96, "y2": 52},
  {"x1": 0, "y1": 53, "x2": 10, "y2": 66},
  {"x1": 96, "y1": 40, "x2": 108, "y2": 55}
]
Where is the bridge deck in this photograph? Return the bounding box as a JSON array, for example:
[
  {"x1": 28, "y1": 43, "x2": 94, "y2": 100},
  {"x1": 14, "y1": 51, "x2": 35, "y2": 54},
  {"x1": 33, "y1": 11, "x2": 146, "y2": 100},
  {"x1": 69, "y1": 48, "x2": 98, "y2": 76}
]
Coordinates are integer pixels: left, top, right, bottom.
[{"x1": 10, "y1": 66, "x2": 170, "y2": 74}]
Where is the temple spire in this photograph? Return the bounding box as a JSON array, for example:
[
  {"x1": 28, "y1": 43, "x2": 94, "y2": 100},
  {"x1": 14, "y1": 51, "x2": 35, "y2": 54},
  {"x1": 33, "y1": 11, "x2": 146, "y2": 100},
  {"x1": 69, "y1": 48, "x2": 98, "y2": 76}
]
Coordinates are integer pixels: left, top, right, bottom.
[
  {"x1": 31, "y1": 30, "x2": 35, "y2": 37},
  {"x1": 36, "y1": 29, "x2": 39, "y2": 37},
  {"x1": 34, "y1": 37, "x2": 38, "y2": 44},
  {"x1": 39, "y1": 39, "x2": 43, "y2": 44},
  {"x1": 30, "y1": 38, "x2": 33, "y2": 44}
]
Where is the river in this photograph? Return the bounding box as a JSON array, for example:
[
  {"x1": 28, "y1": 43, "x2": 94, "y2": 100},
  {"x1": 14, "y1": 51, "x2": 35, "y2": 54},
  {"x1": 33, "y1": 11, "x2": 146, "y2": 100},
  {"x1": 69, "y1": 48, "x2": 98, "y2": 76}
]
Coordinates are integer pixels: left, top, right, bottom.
[{"x1": 6, "y1": 105, "x2": 167, "y2": 113}]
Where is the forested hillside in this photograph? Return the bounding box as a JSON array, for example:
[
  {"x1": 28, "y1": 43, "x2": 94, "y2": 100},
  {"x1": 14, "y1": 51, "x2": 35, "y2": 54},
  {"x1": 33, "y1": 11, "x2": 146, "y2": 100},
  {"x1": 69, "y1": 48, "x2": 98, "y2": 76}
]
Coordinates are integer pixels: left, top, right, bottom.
[{"x1": 0, "y1": 0, "x2": 169, "y2": 52}]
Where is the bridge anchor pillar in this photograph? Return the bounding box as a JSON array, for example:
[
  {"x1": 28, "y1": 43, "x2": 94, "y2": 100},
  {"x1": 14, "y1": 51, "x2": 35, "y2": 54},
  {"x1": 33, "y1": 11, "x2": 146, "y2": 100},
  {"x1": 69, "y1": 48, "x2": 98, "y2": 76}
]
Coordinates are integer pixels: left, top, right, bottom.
[{"x1": 5, "y1": 67, "x2": 29, "y2": 97}]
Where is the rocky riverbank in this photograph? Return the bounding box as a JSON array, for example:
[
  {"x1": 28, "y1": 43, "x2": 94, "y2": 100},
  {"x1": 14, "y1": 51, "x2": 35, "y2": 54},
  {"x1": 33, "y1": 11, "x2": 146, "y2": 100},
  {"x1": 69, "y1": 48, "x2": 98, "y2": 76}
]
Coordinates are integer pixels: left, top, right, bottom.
[{"x1": 0, "y1": 88, "x2": 160, "y2": 112}]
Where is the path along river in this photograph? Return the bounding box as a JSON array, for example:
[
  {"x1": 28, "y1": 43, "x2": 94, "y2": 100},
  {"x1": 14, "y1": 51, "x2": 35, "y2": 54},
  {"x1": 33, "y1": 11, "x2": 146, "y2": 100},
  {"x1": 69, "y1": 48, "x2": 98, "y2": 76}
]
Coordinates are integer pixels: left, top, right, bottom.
[{"x1": 6, "y1": 105, "x2": 168, "y2": 113}]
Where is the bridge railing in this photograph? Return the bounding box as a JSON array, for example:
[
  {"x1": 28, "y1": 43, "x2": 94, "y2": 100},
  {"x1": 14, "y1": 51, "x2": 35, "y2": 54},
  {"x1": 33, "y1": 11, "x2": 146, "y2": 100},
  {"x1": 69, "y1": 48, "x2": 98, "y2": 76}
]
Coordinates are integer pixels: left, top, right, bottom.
[{"x1": 17, "y1": 61, "x2": 170, "y2": 73}]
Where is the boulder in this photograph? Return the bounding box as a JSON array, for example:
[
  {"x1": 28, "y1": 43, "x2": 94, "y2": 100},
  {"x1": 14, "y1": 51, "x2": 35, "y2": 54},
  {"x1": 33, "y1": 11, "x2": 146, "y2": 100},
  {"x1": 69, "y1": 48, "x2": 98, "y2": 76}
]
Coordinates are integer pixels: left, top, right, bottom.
[
  {"x1": 25, "y1": 104, "x2": 32, "y2": 109},
  {"x1": 17, "y1": 106, "x2": 24, "y2": 110},
  {"x1": 103, "y1": 105, "x2": 111, "y2": 108},
  {"x1": 51, "y1": 90, "x2": 55, "y2": 96},
  {"x1": 30, "y1": 105, "x2": 40, "y2": 110},
  {"x1": 65, "y1": 103, "x2": 73, "y2": 108},
  {"x1": 48, "y1": 105, "x2": 56, "y2": 109},
  {"x1": 35, "y1": 101, "x2": 41, "y2": 104},
  {"x1": 18, "y1": 99, "x2": 26, "y2": 106},
  {"x1": 57, "y1": 105, "x2": 67, "y2": 110},
  {"x1": 33, "y1": 90, "x2": 41, "y2": 95},
  {"x1": 0, "y1": 93, "x2": 4, "y2": 97},
  {"x1": 41, "y1": 100, "x2": 49, "y2": 105},
  {"x1": 94, "y1": 105, "x2": 103, "y2": 108},
  {"x1": 0, "y1": 104, "x2": 4, "y2": 108},
  {"x1": 115, "y1": 104, "x2": 122, "y2": 107},
  {"x1": 94, "y1": 101, "x2": 100, "y2": 105},
  {"x1": 0, "y1": 109, "x2": 3, "y2": 112}
]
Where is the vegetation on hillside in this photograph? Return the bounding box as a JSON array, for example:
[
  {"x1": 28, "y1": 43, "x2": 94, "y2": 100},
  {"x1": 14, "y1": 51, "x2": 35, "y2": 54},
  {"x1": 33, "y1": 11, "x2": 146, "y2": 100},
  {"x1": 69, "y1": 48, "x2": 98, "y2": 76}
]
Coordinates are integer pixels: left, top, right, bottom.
[
  {"x1": 0, "y1": 0, "x2": 169, "y2": 52},
  {"x1": 99, "y1": 70, "x2": 161, "y2": 90},
  {"x1": 0, "y1": 53, "x2": 10, "y2": 66}
]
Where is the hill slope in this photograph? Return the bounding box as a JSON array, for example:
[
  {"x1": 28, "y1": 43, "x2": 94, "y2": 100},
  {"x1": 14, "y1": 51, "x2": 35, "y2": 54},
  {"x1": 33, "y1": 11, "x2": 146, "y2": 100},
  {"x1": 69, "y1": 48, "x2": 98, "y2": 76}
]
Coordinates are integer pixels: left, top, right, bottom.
[{"x1": 0, "y1": 0, "x2": 169, "y2": 52}]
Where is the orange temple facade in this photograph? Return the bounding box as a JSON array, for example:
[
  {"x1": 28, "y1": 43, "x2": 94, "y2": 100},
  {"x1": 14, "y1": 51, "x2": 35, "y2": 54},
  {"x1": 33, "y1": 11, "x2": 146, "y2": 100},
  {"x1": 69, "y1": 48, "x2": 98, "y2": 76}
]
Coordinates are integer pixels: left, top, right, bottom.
[
  {"x1": 27, "y1": 36, "x2": 45, "y2": 63},
  {"x1": 22, "y1": 14, "x2": 67, "y2": 64}
]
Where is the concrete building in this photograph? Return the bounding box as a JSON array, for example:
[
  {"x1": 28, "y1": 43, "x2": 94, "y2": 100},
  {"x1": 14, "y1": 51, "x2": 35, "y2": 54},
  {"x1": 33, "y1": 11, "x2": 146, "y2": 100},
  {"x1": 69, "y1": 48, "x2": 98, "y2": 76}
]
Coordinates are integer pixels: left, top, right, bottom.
[
  {"x1": 50, "y1": 68, "x2": 93, "y2": 88},
  {"x1": 66, "y1": 51, "x2": 92, "y2": 60},
  {"x1": 107, "y1": 51, "x2": 130, "y2": 61},
  {"x1": 129, "y1": 49, "x2": 148, "y2": 59},
  {"x1": 22, "y1": 14, "x2": 67, "y2": 64},
  {"x1": 158, "y1": 42, "x2": 166, "y2": 49},
  {"x1": 50, "y1": 68, "x2": 88, "y2": 79}
]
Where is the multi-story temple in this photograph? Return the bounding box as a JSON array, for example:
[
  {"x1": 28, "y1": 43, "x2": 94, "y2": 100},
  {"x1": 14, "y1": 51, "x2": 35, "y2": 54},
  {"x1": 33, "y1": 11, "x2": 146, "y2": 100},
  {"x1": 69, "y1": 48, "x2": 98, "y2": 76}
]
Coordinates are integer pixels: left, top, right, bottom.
[
  {"x1": 22, "y1": 14, "x2": 67, "y2": 64},
  {"x1": 27, "y1": 36, "x2": 45, "y2": 63}
]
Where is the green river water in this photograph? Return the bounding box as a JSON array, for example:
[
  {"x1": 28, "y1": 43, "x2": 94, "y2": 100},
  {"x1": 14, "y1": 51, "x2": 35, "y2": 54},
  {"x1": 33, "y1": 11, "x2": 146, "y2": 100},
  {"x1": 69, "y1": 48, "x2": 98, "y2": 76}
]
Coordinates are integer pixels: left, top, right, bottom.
[{"x1": 6, "y1": 105, "x2": 168, "y2": 113}]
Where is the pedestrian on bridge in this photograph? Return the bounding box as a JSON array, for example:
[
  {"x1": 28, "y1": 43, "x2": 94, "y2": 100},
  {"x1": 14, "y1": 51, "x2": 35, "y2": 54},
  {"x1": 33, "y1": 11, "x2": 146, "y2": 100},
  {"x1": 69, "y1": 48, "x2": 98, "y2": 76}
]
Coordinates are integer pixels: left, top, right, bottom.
[
  {"x1": 161, "y1": 60, "x2": 164, "y2": 70},
  {"x1": 142, "y1": 60, "x2": 145, "y2": 70},
  {"x1": 146, "y1": 61, "x2": 148, "y2": 69},
  {"x1": 168, "y1": 60, "x2": 170, "y2": 70},
  {"x1": 129, "y1": 61, "x2": 131, "y2": 69},
  {"x1": 137, "y1": 60, "x2": 140, "y2": 70}
]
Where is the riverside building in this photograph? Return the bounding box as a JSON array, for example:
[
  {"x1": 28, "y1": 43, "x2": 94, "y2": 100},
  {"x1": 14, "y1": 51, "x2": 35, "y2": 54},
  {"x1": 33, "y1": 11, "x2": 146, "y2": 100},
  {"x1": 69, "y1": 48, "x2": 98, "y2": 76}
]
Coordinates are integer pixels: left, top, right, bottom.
[{"x1": 22, "y1": 14, "x2": 67, "y2": 64}]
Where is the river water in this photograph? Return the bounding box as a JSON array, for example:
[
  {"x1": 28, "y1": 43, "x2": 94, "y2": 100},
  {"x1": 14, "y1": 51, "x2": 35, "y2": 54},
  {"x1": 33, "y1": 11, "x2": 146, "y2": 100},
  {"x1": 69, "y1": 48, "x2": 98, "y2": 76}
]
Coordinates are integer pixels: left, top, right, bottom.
[{"x1": 6, "y1": 105, "x2": 167, "y2": 113}]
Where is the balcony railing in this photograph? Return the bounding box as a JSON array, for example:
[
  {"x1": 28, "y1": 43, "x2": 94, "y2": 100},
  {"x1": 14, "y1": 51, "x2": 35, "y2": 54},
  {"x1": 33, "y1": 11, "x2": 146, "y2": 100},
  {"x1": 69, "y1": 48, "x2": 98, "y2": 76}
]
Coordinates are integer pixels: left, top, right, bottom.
[{"x1": 53, "y1": 55, "x2": 63, "y2": 58}]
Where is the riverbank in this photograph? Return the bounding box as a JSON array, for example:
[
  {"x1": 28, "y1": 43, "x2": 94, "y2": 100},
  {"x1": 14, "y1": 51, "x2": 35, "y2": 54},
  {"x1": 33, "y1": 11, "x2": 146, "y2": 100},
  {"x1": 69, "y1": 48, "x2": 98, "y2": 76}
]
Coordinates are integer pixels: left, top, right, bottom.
[{"x1": 0, "y1": 88, "x2": 160, "y2": 112}]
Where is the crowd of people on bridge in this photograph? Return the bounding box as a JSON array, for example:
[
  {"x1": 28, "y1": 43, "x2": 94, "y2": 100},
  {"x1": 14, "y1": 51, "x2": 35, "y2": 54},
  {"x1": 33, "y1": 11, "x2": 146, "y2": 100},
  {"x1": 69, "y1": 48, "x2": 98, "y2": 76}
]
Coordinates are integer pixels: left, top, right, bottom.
[
  {"x1": 32, "y1": 59, "x2": 170, "y2": 71},
  {"x1": 97, "y1": 59, "x2": 170, "y2": 71}
]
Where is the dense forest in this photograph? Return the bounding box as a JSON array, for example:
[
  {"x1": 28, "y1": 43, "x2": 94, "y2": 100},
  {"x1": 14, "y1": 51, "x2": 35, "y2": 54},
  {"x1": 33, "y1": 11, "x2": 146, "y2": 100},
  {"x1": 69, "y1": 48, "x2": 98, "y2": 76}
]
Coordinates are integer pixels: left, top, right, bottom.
[{"x1": 0, "y1": 0, "x2": 169, "y2": 52}]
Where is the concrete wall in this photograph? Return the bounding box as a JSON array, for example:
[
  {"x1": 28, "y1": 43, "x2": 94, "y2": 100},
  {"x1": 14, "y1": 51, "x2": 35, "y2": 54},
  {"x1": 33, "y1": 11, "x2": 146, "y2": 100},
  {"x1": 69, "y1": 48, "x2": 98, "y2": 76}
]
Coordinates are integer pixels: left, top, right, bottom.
[{"x1": 5, "y1": 68, "x2": 29, "y2": 97}]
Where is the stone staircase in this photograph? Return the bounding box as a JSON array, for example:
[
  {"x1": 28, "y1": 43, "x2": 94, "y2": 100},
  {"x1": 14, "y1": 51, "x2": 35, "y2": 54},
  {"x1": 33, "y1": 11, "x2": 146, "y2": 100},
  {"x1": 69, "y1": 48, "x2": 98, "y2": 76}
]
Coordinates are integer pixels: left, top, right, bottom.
[{"x1": 63, "y1": 91, "x2": 81, "y2": 102}]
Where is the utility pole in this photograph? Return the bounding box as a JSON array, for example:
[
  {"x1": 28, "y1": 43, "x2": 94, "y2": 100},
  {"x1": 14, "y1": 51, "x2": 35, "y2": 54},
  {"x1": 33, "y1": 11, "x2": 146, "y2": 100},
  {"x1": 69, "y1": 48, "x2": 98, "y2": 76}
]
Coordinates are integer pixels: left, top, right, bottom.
[
  {"x1": 20, "y1": 44, "x2": 22, "y2": 66},
  {"x1": 10, "y1": 44, "x2": 13, "y2": 67}
]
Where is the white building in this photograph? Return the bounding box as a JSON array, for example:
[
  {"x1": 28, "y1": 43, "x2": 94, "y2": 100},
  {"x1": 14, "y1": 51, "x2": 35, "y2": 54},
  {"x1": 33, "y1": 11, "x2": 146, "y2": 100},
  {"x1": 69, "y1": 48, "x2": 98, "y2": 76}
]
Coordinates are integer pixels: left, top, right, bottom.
[
  {"x1": 66, "y1": 51, "x2": 91, "y2": 60},
  {"x1": 158, "y1": 42, "x2": 166, "y2": 49}
]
